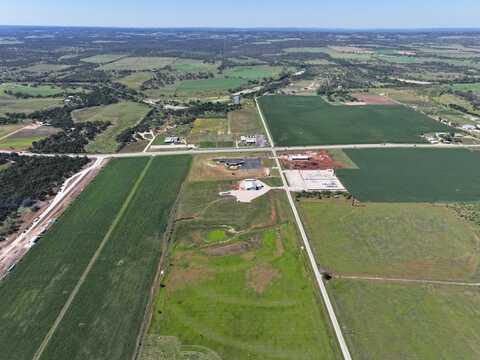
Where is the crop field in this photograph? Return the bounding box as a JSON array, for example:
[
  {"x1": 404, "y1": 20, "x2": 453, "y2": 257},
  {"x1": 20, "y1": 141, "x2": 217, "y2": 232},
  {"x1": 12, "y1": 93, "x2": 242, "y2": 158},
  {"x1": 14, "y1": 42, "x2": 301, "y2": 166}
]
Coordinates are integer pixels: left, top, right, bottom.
[
  {"x1": 328, "y1": 280, "x2": 480, "y2": 360},
  {"x1": 81, "y1": 54, "x2": 127, "y2": 64},
  {"x1": 101, "y1": 56, "x2": 177, "y2": 71},
  {"x1": 299, "y1": 199, "x2": 480, "y2": 280},
  {"x1": 118, "y1": 71, "x2": 154, "y2": 90},
  {"x1": 0, "y1": 126, "x2": 60, "y2": 150},
  {"x1": 143, "y1": 181, "x2": 340, "y2": 360},
  {"x1": 73, "y1": 101, "x2": 150, "y2": 153},
  {"x1": 224, "y1": 65, "x2": 283, "y2": 80},
  {"x1": 0, "y1": 156, "x2": 191, "y2": 360},
  {"x1": 0, "y1": 158, "x2": 149, "y2": 360},
  {"x1": 0, "y1": 97, "x2": 63, "y2": 115},
  {"x1": 258, "y1": 95, "x2": 452, "y2": 146},
  {"x1": 337, "y1": 149, "x2": 480, "y2": 202}
]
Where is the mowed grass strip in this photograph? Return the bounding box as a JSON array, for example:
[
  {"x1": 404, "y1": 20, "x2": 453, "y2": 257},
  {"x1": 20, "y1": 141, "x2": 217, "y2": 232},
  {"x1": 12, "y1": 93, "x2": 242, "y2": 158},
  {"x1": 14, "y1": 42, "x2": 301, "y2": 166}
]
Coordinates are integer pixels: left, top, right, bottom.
[
  {"x1": 41, "y1": 155, "x2": 192, "y2": 360},
  {"x1": 0, "y1": 158, "x2": 148, "y2": 360},
  {"x1": 328, "y1": 279, "x2": 480, "y2": 360},
  {"x1": 258, "y1": 95, "x2": 452, "y2": 146},
  {"x1": 299, "y1": 199, "x2": 480, "y2": 280},
  {"x1": 337, "y1": 148, "x2": 480, "y2": 202}
]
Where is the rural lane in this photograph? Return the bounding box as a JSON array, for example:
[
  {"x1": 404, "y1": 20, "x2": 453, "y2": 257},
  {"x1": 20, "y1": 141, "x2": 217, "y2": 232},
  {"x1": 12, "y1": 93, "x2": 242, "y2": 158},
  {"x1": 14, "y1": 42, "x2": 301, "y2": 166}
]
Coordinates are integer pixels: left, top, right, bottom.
[
  {"x1": 1, "y1": 142, "x2": 479, "y2": 160},
  {"x1": 255, "y1": 98, "x2": 353, "y2": 360}
]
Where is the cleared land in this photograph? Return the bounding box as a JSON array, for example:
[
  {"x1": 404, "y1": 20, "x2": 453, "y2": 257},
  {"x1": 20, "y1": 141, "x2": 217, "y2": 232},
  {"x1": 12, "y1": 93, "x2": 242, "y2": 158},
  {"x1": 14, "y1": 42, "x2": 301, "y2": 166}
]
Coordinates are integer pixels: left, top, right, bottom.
[
  {"x1": 81, "y1": 54, "x2": 127, "y2": 64},
  {"x1": 0, "y1": 97, "x2": 63, "y2": 115},
  {"x1": 258, "y1": 95, "x2": 451, "y2": 146},
  {"x1": 328, "y1": 280, "x2": 480, "y2": 359},
  {"x1": 175, "y1": 77, "x2": 248, "y2": 97},
  {"x1": 224, "y1": 65, "x2": 283, "y2": 80},
  {"x1": 228, "y1": 101, "x2": 266, "y2": 137},
  {"x1": 0, "y1": 83, "x2": 82, "y2": 97},
  {"x1": 118, "y1": 71, "x2": 154, "y2": 90},
  {"x1": 22, "y1": 64, "x2": 71, "y2": 73},
  {"x1": 73, "y1": 101, "x2": 150, "y2": 153},
  {"x1": 300, "y1": 199, "x2": 480, "y2": 281},
  {"x1": 187, "y1": 118, "x2": 233, "y2": 148},
  {"x1": 144, "y1": 182, "x2": 340, "y2": 360},
  {"x1": 0, "y1": 156, "x2": 191, "y2": 360},
  {"x1": 101, "y1": 57, "x2": 176, "y2": 71},
  {"x1": 337, "y1": 148, "x2": 480, "y2": 202}
]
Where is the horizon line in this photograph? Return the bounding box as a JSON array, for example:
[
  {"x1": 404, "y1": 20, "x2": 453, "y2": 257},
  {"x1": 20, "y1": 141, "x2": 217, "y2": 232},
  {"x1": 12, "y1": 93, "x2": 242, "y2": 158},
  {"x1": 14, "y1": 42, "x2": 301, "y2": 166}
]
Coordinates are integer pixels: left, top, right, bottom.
[{"x1": 1, "y1": 24, "x2": 480, "y2": 32}]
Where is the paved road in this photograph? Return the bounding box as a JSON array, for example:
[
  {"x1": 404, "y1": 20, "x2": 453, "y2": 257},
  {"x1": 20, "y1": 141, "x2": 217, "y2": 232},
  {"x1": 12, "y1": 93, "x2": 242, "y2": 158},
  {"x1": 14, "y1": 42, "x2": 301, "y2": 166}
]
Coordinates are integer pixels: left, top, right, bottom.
[
  {"x1": 1, "y1": 142, "x2": 479, "y2": 160},
  {"x1": 255, "y1": 98, "x2": 353, "y2": 360}
]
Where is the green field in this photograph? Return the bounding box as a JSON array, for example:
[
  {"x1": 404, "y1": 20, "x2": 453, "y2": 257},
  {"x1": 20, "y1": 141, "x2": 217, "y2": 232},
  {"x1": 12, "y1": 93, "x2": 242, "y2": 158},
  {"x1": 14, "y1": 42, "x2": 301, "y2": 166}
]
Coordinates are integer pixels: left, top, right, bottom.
[
  {"x1": 451, "y1": 82, "x2": 480, "y2": 93},
  {"x1": 0, "y1": 123, "x2": 24, "y2": 139},
  {"x1": 0, "y1": 156, "x2": 191, "y2": 360},
  {"x1": 101, "y1": 56, "x2": 176, "y2": 71},
  {"x1": 144, "y1": 182, "x2": 340, "y2": 359},
  {"x1": 0, "y1": 83, "x2": 81, "y2": 97},
  {"x1": 258, "y1": 95, "x2": 451, "y2": 146},
  {"x1": 337, "y1": 148, "x2": 480, "y2": 202},
  {"x1": 187, "y1": 118, "x2": 233, "y2": 148},
  {"x1": 300, "y1": 199, "x2": 480, "y2": 280},
  {"x1": 171, "y1": 59, "x2": 219, "y2": 73},
  {"x1": 175, "y1": 77, "x2": 248, "y2": 96},
  {"x1": 0, "y1": 97, "x2": 63, "y2": 115},
  {"x1": 328, "y1": 280, "x2": 480, "y2": 359},
  {"x1": 0, "y1": 135, "x2": 45, "y2": 150},
  {"x1": 73, "y1": 101, "x2": 150, "y2": 153},
  {"x1": 118, "y1": 71, "x2": 154, "y2": 90},
  {"x1": 224, "y1": 65, "x2": 283, "y2": 80},
  {"x1": 228, "y1": 101, "x2": 266, "y2": 136}
]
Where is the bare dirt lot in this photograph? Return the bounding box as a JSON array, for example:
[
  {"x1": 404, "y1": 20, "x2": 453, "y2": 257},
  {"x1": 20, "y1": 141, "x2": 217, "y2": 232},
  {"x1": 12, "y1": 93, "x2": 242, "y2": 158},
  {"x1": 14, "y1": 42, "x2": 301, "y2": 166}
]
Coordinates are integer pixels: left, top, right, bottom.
[{"x1": 279, "y1": 150, "x2": 345, "y2": 170}]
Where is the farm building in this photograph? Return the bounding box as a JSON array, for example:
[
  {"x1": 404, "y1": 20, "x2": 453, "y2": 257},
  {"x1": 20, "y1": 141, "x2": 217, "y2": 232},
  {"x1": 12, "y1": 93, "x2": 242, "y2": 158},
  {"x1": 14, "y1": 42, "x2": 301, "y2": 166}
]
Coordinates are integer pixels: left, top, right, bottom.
[
  {"x1": 240, "y1": 179, "x2": 264, "y2": 191},
  {"x1": 164, "y1": 136, "x2": 181, "y2": 144}
]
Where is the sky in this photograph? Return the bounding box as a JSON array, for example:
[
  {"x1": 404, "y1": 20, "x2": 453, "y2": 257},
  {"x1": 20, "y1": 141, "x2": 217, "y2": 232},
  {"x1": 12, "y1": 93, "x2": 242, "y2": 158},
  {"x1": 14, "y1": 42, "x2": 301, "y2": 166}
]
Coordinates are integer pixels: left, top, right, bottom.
[{"x1": 1, "y1": 0, "x2": 479, "y2": 29}]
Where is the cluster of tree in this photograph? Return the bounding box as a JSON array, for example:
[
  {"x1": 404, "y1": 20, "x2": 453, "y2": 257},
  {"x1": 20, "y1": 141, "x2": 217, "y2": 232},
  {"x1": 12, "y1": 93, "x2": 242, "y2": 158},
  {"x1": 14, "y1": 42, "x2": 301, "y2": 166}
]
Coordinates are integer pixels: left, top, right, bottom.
[
  {"x1": 448, "y1": 103, "x2": 478, "y2": 117},
  {"x1": 0, "y1": 112, "x2": 27, "y2": 125},
  {"x1": 453, "y1": 90, "x2": 480, "y2": 110},
  {"x1": 295, "y1": 191, "x2": 351, "y2": 201},
  {"x1": 141, "y1": 71, "x2": 214, "y2": 90},
  {"x1": 30, "y1": 121, "x2": 111, "y2": 153},
  {"x1": 0, "y1": 153, "x2": 89, "y2": 241}
]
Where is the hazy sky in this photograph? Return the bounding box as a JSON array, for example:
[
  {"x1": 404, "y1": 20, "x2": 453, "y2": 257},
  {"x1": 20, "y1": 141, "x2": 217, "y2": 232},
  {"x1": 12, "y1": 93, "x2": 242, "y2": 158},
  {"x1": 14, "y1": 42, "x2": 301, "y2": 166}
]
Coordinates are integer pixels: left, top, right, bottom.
[{"x1": 1, "y1": 0, "x2": 479, "y2": 28}]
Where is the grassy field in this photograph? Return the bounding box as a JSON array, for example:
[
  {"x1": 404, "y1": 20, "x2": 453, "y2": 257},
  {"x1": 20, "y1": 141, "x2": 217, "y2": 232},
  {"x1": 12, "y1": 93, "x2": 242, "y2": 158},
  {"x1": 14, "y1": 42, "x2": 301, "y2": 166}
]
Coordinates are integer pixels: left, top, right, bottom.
[
  {"x1": 73, "y1": 101, "x2": 150, "y2": 153},
  {"x1": 337, "y1": 148, "x2": 480, "y2": 202},
  {"x1": 101, "y1": 57, "x2": 176, "y2": 71},
  {"x1": 22, "y1": 63, "x2": 71, "y2": 73},
  {"x1": 81, "y1": 54, "x2": 127, "y2": 64},
  {"x1": 175, "y1": 77, "x2": 248, "y2": 97},
  {"x1": 0, "y1": 123, "x2": 24, "y2": 139},
  {"x1": 0, "y1": 156, "x2": 191, "y2": 360},
  {"x1": 0, "y1": 158, "x2": 149, "y2": 360},
  {"x1": 0, "y1": 97, "x2": 63, "y2": 115},
  {"x1": 258, "y1": 95, "x2": 451, "y2": 146},
  {"x1": 187, "y1": 118, "x2": 233, "y2": 148},
  {"x1": 328, "y1": 280, "x2": 480, "y2": 359},
  {"x1": 224, "y1": 65, "x2": 283, "y2": 80},
  {"x1": 118, "y1": 71, "x2": 154, "y2": 90},
  {"x1": 0, "y1": 135, "x2": 45, "y2": 150},
  {"x1": 228, "y1": 101, "x2": 266, "y2": 136},
  {"x1": 144, "y1": 183, "x2": 340, "y2": 359},
  {"x1": 451, "y1": 82, "x2": 480, "y2": 93},
  {"x1": 171, "y1": 59, "x2": 219, "y2": 73},
  {"x1": 299, "y1": 199, "x2": 480, "y2": 280},
  {"x1": 0, "y1": 83, "x2": 81, "y2": 97}
]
